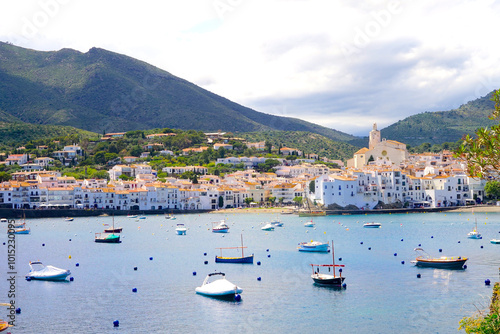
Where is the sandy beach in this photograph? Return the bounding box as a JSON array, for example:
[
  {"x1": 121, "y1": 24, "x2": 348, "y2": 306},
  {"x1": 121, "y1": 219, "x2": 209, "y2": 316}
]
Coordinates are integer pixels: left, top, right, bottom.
[{"x1": 448, "y1": 205, "x2": 500, "y2": 213}]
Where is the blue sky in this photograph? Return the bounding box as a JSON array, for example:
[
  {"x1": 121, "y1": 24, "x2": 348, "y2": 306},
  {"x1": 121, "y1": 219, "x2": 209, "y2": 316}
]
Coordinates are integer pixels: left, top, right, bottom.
[{"x1": 1, "y1": 0, "x2": 500, "y2": 136}]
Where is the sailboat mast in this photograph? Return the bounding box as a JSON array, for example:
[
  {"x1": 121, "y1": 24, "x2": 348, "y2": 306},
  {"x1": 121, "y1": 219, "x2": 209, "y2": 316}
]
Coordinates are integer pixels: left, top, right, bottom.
[
  {"x1": 332, "y1": 240, "x2": 336, "y2": 277},
  {"x1": 241, "y1": 234, "x2": 244, "y2": 257}
]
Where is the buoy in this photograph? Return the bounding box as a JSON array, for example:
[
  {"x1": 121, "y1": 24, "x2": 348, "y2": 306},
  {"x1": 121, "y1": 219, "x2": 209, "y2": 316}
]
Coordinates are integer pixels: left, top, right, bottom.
[
  {"x1": 368, "y1": 247, "x2": 371, "y2": 250},
  {"x1": 257, "y1": 277, "x2": 261, "y2": 281},
  {"x1": 339, "y1": 268, "x2": 342, "y2": 273},
  {"x1": 266, "y1": 249, "x2": 269, "y2": 252},
  {"x1": 70, "y1": 277, "x2": 74, "y2": 281},
  {"x1": 418, "y1": 244, "x2": 421, "y2": 247},
  {"x1": 257, "y1": 261, "x2": 261, "y2": 266},
  {"x1": 204, "y1": 253, "x2": 207, "y2": 256},
  {"x1": 193, "y1": 272, "x2": 196, "y2": 276},
  {"x1": 417, "y1": 274, "x2": 421, "y2": 278},
  {"x1": 338, "y1": 258, "x2": 342, "y2": 261},
  {"x1": 481, "y1": 246, "x2": 484, "y2": 249},
  {"x1": 431, "y1": 236, "x2": 434, "y2": 239},
  {"x1": 267, "y1": 255, "x2": 271, "y2": 258},
  {"x1": 401, "y1": 261, "x2": 405, "y2": 265},
  {"x1": 76, "y1": 263, "x2": 79, "y2": 267},
  {"x1": 42, "y1": 243, "x2": 45, "y2": 246},
  {"x1": 26, "y1": 277, "x2": 31, "y2": 281},
  {"x1": 360, "y1": 242, "x2": 363, "y2": 245},
  {"x1": 204, "y1": 261, "x2": 208, "y2": 265},
  {"x1": 69, "y1": 239, "x2": 72, "y2": 241},
  {"x1": 458, "y1": 241, "x2": 461, "y2": 243},
  {"x1": 485, "y1": 279, "x2": 491, "y2": 286},
  {"x1": 68, "y1": 255, "x2": 71, "y2": 259},
  {"x1": 342, "y1": 283, "x2": 347, "y2": 288},
  {"x1": 132, "y1": 288, "x2": 137, "y2": 293},
  {"x1": 134, "y1": 267, "x2": 137, "y2": 271},
  {"x1": 113, "y1": 320, "x2": 119, "y2": 327},
  {"x1": 234, "y1": 294, "x2": 242, "y2": 302},
  {"x1": 463, "y1": 265, "x2": 467, "y2": 269},
  {"x1": 15, "y1": 308, "x2": 21, "y2": 314},
  {"x1": 439, "y1": 249, "x2": 442, "y2": 252},
  {"x1": 401, "y1": 239, "x2": 404, "y2": 242},
  {"x1": 394, "y1": 253, "x2": 397, "y2": 256},
  {"x1": 149, "y1": 257, "x2": 153, "y2": 260}
]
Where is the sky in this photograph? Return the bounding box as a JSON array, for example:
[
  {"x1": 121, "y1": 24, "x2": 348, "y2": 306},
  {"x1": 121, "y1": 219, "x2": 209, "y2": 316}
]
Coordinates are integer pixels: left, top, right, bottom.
[{"x1": 1, "y1": 0, "x2": 500, "y2": 136}]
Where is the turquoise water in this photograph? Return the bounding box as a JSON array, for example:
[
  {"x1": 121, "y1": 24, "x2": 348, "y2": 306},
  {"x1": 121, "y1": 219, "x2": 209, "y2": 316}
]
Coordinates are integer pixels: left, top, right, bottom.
[{"x1": 1, "y1": 211, "x2": 500, "y2": 333}]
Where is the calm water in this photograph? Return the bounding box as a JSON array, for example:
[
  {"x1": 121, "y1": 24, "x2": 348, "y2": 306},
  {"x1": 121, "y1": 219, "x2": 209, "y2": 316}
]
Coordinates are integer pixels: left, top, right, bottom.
[{"x1": 1, "y1": 211, "x2": 500, "y2": 333}]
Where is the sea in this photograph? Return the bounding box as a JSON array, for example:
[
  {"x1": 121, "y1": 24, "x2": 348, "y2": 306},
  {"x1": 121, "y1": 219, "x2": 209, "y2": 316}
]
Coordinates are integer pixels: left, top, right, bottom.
[{"x1": 1, "y1": 211, "x2": 499, "y2": 334}]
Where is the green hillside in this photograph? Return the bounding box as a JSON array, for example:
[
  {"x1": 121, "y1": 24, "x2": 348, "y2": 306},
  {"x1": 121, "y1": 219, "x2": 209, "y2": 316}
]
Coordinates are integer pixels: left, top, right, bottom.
[
  {"x1": 381, "y1": 91, "x2": 498, "y2": 146},
  {"x1": 0, "y1": 42, "x2": 356, "y2": 143},
  {"x1": 241, "y1": 131, "x2": 359, "y2": 162}
]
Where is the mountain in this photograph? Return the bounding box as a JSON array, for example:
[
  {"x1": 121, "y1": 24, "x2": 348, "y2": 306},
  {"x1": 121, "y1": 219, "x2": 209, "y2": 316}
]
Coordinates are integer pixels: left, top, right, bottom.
[
  {"x1": 0, "y1": 42, "x2": 356, "y2": 143},
  {"x1": 381, "y1": 91, "x2": 498, "y2": 146}
]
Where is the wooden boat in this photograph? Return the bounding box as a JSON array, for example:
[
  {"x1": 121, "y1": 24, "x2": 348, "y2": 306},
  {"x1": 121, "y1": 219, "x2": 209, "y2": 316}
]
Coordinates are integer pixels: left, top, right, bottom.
[
  {"x1": 412, "y1": 248, "x2": 467, "y2": 269},
  {"x1": 215, "y1": 235, "x2": 254, "y2": 264},
  {"x1": 310, "y1": 241, "x2": 345, "y2": 286},
  {"x1": 212, "y1": 220, "x2": 229, "y2": 233},
  {"x1": 363, "y1": 222, "x2": 381, "y2": 228},
  {"x1": 299, "y1": 211, "x2": 326, "y2": 217},
  {"x1": 103, "y1": 216, "x2": 122, "y2": 233},
  {"x1": 298, "y1": 241, "x2": 329, "y2": 252},
  {"x1": 95, "y1": 232, "x2": 121, "y2": 243},
  {"x1": 25, "y1": 261, "x2": 71, "y2": 281},
  {"x1": 0, "y1": 320, "x2": 11, "y2": 332},
  {"x1": 195, "y1": 272, "x2": 242, "y2": 299}
]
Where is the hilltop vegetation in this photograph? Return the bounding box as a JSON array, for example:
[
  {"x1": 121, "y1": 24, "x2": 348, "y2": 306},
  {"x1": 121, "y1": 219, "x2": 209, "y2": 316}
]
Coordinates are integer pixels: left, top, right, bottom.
[
  {"x1": 381, "y1": 91, "x2": 498, "y2": 146},
  {"x1": 0, "y1": 42, "x2": 356, "y2": 142}
]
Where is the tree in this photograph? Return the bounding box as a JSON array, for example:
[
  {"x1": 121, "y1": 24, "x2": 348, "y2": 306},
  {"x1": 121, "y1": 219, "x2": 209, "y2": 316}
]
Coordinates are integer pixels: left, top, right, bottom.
[
  {"x1": 0, "y1": 171, "x2": 10, "y2": 182},
  {"x1": 218, "y1": 195, "x2": 224, "y2": 208},
  {"x1": 455, "y1": 90, "x2": 500, "y2": 179},
  {"x1": 293, "y1": 196, "x2": 303, "y2": 207},
  {"x1": 244, "y1": 197, "x2": 253, "y2": 206},
  {"x1": 485, "y1": 181, "x2": 500, "y2": 199},
  {"x1": 267, "y1": 196, "x2": 276, "y2": 206},
  {"x1": 309, "y1": 180, "x2": 315, "y2": 193}
]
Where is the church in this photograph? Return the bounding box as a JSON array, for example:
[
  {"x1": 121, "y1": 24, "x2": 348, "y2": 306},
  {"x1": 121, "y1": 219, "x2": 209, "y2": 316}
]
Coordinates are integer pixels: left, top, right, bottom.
[{"x1": 346, "y1": 123, "x2": 408, "y2": 168}]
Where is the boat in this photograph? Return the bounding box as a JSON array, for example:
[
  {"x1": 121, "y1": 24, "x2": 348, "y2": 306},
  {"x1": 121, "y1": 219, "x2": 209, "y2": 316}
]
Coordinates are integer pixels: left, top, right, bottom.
[
  {"x1": 0, "y1": 320, "x2": 11, "y2": 332},
  {"x1": 299, "y1": 211, "x2": 326, "y2": 217},
  {"x1": 212, "y1": 220, "x2": 230, "y2": 233},
  {"x1": 215, "y1": 234, "x2": 254, "y2": 264},
  {"x1": 304, "y1": 219, "x2": 315, "y2": 227},
  {"x1": 270, "y1": 216, "x2": 283, "y2": 227},
  {"x1": 491, "y1": 239, "x2": 500, "y2": 244},
  {"x1": 12, "y1": 221, "x2": 26, "y2": 228},
  {"x1": 298, "y1": 240, "x2": 330, "y2": 252},
  {"x1": 165, "y1": 211, "x2": 176, "y2": 220},
  {"x1": 103, "y1": 216, "x2": 122, "y2": 233},
  {"x1": 9, "y1": 226, "x2": 30, "y2": 234},
  {"x1": 467, "y1": 219, "x2": 482, "y2": 239},
  {"x1": 363, "y1": 222, "x2": 381, "y2": 228},
  {"x1": 195, "y1": 272, "x2": 243, "y2": 299},
  {"x1": 25, "y1": 261, "x2": 71, "y2": 281},
  {"x1": 261, "y1": 223, "x2": 275, "y2": 231},
  {"x1": 95, "y1": 232, "x2": 121, "y2": 243},
  {"x1": 0, "y1": 218, "x2": 7, "y2": 223},
  {"x1": 412, "y1": 248, "x2": 467, "y2": 269},
  {"x1": 310, "y1": 241, "x2": 346, "y2": 286},
  {"x1": 127, "y1": 214, "x2": 138, "y2": 218},
  {"x1": 138, "y1": 215, "x2": 146, "y2": 219},
  {"x1": 64, "y1": 217, "x2": 74, "y2": 222},
  {"x1": 175, "y1": 223, "x2": 187, "y2": 235}
]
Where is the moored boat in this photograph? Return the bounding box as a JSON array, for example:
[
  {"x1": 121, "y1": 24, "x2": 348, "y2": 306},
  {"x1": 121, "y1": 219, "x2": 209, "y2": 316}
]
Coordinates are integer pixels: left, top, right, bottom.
[
  {"x1": 0, "y1": 218, "x2": 7, "y2": 223},
  {"x1": 127, "y1": 214, "x2": 138, "y2": 218},
  {"x1": 467, "y1": 219, "x2": 482, "y2": 239},
  {"x1": 363, "y1": 222, "x2": 381, "y2": 228},
  {"x1": 412, "y1": 248, "x2": 467, "y2": 269},
  {"x1": 175, "y1": 223, "x2": 187, "y2": 235},
  {"x1": 9, "y1": 227, "x2": 30, "y2": 234},
  {"x1": 310, "y1": 241, "x2": 345, "y2": 286},
  {"x1": 195, "y1": 272, "x2": 243, "y2": 299},
  {"x1": 25, "y1": 261, "x2": 71, "y2": 281},
  {"x1": 215, "y1": 234, "x2": 254, "y2": 264},
  {"x1": 261, "y1": 223, "x2": 275, "y2": 231},
  {"x1": 95, "y1": 232, "x2": 121, "y2": 243},
  {"x1": 212, "y1": 220, "x2": 230, "y2": 233},
  {"x1": 298, "y1": 241, "x2": 329, "y2": 252},
  {"x1": 491, "y1": 239, "x2": 500, "y2": 244},
  {"x1": 64, "y1": 217, "x2": 74, "y2": 221},
  {"x1": 0, "y1": 320, "x2": 11, "y2": 332},
  {"x1": 304, "y1": 220, "x2": 315, "y2": 227}
]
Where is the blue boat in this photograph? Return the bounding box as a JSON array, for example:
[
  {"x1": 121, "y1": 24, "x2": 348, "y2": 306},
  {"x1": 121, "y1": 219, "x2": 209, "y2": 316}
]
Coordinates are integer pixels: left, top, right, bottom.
[{"x1": 215, "y1": 235, "x2": 254, "y2": 264}]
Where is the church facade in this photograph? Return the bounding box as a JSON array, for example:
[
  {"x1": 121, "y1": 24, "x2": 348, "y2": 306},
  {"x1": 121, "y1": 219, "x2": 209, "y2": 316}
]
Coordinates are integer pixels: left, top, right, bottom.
[{"x1": 347, "y1": 123, "x2": 408, "y2": 168}]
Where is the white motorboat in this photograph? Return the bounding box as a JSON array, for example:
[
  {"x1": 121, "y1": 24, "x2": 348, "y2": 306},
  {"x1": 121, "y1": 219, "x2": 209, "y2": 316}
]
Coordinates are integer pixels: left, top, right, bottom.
[
  {"x1": 363, "y1": 222, "x2": 381, "y2": 228},
  {"x1": 0, "y1": 218, "x2": 7, "y2": 223},
  {"x1": 298, "y1": 241, "x2": 330, "y2": 252},
  {"x1": 212, "y1": 220, "x2": 230, "y2": 233},
  {"x1": 261, "y1": 223, "x2": 275, "y2": 231},
  {"x1": 195, "y1": 272, "x2": 242, "y2": 298},
  {"x1": 304, "y1": 220, "x2": 315, "y2": 227},
  {"x1": 491, "y1": 239, "x2": 500, "y2": 244},
  {"x1": 175, "y1": 223, "x2": 187, "y2": 235},
  {"x1": 467, "y1": 219, "x2": 482, "y2": 239},
  {"x1": 25, "y1": 261, "x2": 71, "y2": 281}
]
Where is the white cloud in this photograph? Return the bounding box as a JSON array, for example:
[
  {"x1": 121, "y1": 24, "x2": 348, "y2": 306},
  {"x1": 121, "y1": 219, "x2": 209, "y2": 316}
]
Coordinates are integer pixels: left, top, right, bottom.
[{"x1": 1, "y1": 0, "x2": 500, "y2": 135}]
